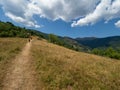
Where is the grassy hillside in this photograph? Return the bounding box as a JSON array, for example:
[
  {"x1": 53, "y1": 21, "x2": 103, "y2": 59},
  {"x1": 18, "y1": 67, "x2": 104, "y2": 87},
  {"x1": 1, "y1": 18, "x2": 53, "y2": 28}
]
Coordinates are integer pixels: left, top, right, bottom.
[
  {"x1": 0, "y1": 38, "x2": 27, "y2": 88},
  {"x1": 32, "y1": 39, "x2": 120, "y2": 90}
]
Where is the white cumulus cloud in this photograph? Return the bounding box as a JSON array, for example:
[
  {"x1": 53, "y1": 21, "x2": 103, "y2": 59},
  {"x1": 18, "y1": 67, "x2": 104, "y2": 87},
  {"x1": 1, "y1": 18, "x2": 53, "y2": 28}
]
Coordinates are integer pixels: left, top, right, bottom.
[
  {"x1": 0, "y1": 0, "x2": 41, "y2": 28},
  {"x1": 72, "y1": 0, "x2": 120, "y2": 27},
  {"x1": 115, "y1": 20, "x2": 120, "y2": 28},
  {"x1": 32, "y1": 0, "x2": 99, "y2": 21},
  {"x1": 0, "y1": 0, "x2": 120, "y2": 28}
]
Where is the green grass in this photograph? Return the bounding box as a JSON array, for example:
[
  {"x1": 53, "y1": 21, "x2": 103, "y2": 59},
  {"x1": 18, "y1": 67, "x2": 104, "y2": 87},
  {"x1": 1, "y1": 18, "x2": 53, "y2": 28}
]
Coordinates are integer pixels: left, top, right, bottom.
[
  {"x1": 0, "y1": 38, "x2": 27, "y2": 88},
  {"x1": 32, "y1": 39, "x2": 120, "y2": 90}
]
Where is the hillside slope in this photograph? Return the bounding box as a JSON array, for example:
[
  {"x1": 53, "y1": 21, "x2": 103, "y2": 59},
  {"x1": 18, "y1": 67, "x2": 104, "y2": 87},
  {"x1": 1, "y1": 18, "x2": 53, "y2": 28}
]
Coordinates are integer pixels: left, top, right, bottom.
[
  {"x1": 32, "y1": 39, "x2": 120, "y2": 90},
  {"x1": 0, "y1": 21, "x2": 47, "y2": 38}
]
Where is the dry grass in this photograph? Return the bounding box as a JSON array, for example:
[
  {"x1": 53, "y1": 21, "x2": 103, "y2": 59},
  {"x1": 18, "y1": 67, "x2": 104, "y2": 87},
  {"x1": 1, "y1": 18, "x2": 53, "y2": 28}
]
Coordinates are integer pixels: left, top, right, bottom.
[
  {"x1": 32, "y1": 39, "x2": 120, "y2": 90},
  {"x1": 0, "y1": 38, "x2": 27, "y2": 88}
]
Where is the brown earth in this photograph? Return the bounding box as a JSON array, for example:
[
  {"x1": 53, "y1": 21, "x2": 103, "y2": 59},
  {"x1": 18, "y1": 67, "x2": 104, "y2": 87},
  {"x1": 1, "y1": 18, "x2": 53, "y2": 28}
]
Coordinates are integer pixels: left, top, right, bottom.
[{"x1": 2, "y1": 42, "x2": 38, "y2": 90}]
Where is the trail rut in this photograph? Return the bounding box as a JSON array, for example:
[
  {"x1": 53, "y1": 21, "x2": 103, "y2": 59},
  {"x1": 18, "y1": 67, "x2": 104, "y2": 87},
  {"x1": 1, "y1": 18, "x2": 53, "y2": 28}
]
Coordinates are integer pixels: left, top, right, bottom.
[{"x1": 2, "y1": 42, "x2": 37, "y2": 90}]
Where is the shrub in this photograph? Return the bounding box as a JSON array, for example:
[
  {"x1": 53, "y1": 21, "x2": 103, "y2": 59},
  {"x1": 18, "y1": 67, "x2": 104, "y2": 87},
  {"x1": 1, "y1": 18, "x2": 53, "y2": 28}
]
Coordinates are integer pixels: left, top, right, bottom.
[{"x1": 92, "y1": 47, "x2": 120, "y2": 60}]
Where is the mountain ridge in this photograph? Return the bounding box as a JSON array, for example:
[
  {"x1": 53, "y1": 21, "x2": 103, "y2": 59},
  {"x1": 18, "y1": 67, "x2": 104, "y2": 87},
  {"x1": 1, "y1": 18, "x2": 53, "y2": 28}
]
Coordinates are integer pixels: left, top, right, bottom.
[{"x1": 75, "y1": 36, "x2": 120, "y2": 49}]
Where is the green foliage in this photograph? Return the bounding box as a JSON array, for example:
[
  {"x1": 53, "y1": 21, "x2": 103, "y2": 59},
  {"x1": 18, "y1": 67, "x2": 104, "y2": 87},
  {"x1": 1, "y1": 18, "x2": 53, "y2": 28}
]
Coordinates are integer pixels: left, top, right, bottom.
[
  {"x1": 0, "y1": 21, "x2": 27, "y2": 38},
  {"x1": 48, "y1": 34, "x2": 63, "y2": 45},
  {"x1": 49, "y1": 34, "x2": 58, "y2": 43},
  {"x1": 0, "y1": 21, "x2": 47, "y2": 38},
  {"x1": 92, "y1": 47, "x2": 120, "y2": 60}
]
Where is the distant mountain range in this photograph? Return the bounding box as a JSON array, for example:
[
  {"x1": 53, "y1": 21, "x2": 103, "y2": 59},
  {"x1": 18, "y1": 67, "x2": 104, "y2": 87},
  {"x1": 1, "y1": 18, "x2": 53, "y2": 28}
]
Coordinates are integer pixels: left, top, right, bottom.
[
  {"x1": 75, "y1": 36, "x2": 120, "y2": 49},
  {"x1": 62, "y1": 36, "x2": 120, "y2": 50}
]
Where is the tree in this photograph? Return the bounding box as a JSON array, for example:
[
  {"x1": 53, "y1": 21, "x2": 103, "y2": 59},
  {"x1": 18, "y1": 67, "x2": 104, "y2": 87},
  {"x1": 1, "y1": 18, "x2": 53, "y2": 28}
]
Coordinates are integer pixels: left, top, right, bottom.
[{"x1": 49, "y1": 34, "x2": 58, "y2": 43}]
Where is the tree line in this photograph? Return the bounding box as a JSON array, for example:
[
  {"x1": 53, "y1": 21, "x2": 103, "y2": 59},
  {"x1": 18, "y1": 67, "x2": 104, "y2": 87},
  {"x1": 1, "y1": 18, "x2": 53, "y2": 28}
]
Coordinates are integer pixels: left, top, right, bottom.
[{"x1": 92, "y1": 47, "x2": 120, "y2": 60}]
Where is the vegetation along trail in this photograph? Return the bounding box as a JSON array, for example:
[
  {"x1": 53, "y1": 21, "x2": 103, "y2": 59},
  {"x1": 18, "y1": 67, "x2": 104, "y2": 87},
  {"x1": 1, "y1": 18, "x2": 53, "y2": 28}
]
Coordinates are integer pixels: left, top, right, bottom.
[{"x1": 2, "y1": 41, "x2": 38, "y2": 90}]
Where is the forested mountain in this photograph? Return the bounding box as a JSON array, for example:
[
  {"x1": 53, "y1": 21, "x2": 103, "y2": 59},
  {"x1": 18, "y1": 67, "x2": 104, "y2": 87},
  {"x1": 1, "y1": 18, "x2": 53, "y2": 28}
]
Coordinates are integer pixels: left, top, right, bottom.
[{"x1": 75, "y1": 36, "x2": 120, "y2": 49}]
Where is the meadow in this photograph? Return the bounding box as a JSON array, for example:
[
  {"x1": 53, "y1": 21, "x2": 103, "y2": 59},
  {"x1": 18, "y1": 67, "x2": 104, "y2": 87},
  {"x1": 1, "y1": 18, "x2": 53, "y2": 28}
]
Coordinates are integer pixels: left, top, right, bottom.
[
  {"x1": 32, "y1": 39, "x2": 120, "y2": 90},
  {"x1": 0, "y1": 38, "x2": 120, "y2": 90}
]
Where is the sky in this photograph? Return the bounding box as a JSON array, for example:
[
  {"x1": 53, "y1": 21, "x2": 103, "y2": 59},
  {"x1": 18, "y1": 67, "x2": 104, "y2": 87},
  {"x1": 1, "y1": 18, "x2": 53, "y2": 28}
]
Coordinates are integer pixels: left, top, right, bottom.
[{"x1": 0, "y1": 0, "x2": 120, "y2": 38}]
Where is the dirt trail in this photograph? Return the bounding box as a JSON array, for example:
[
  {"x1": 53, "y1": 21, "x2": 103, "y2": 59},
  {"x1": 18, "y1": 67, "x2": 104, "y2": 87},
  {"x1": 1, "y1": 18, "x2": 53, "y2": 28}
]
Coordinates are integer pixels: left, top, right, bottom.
[{"x1": 2, "y1": 42, "x2": 37, "y2": 90}]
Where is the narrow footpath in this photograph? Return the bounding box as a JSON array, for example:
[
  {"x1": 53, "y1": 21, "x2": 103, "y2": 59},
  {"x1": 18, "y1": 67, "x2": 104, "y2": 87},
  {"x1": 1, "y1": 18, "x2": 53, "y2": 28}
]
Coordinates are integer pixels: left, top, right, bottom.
[{"x1": 2, "y1": 42, "x2": 38, "y2": 90}]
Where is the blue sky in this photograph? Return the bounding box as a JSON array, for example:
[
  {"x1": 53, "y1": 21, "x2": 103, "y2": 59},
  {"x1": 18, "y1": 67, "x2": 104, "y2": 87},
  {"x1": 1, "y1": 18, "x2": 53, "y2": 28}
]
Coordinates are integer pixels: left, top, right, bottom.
[{"x1": 0, "y1": 0, "x2": 120, "y2": 38}]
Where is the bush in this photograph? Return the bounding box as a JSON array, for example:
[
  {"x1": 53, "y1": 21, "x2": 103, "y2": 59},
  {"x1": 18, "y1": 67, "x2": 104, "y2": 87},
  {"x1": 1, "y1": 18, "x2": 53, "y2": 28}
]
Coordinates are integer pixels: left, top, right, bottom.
[
  {"x1": 92, "y1": 47, "x2": 120, "y2": 60},
  {"x1": 48, "y1": 34, "x2": 64, "y2": 45}
]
